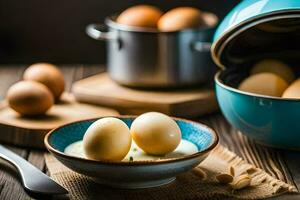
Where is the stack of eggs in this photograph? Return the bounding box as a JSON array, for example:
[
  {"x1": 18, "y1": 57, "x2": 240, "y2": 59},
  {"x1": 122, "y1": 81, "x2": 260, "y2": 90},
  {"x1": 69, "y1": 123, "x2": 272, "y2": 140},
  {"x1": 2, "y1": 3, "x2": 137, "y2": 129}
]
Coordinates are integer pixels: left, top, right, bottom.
[
  {"x1": 6, "y1": 63, "x2": 65, "y2": 116},
  {"x1": 116, "y1": 5, "x2": 214, "y2": 31},
  {"x1": 238, "y1": 59, "x2": 300, "y2": 98}
]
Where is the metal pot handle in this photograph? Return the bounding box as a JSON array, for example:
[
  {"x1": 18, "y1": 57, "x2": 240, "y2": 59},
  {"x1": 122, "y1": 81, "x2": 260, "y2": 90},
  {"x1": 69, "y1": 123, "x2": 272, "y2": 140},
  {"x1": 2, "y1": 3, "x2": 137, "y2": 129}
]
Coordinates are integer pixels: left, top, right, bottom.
[
  {"x1": 86, "y1": 24, "x2": 118, "y2": 41},
  {"x1": 192, "y1": 41, "x2": 212, "y2": 52}
]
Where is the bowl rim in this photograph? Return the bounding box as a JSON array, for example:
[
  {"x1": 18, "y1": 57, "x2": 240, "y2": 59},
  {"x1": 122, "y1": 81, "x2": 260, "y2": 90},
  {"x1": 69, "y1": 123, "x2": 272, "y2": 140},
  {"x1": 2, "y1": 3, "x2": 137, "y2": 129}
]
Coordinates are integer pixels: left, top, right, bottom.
[
  {"x1": 44, "y1": 115, "x2": 219, "y2": 166},
  {"x1": 215, "y1": 70, "x2": 300, "y2": 102}
]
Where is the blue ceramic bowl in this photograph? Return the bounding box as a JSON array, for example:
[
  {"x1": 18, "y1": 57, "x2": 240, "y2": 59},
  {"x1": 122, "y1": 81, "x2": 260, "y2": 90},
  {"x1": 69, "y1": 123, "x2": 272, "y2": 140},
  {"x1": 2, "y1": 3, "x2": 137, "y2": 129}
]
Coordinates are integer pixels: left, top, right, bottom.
[
  {"x1": 216, "y1": 71, "x2": 300, "y2": 149},
  {"x1": 45, "y1": 116, "x2": 218, "y2": 189}
]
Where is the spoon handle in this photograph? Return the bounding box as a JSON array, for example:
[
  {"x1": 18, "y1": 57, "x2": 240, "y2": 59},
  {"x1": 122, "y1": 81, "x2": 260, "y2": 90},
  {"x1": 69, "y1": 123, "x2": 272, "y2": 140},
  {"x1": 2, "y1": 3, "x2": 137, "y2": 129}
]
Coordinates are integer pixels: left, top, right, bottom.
[{"x1": 0, "y1": 145, "x2": 68, "y2": 195}]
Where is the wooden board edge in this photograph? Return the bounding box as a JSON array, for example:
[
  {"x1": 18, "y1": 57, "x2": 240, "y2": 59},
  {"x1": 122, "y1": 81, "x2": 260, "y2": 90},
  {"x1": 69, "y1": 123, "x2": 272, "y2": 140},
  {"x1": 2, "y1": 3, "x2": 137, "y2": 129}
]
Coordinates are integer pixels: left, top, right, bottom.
[
  {"x1": 168, "y1": 94, "x2": 219, "y2": 118},
  {"x1": 0, "y1": 123, "x2": 48, "y2": 149},
  {"x1": 72, "y1": 89, "x2": 172, "y2": 114},
  {"x1": 72, "y1": 74, "x2": 215, "y2": 104}
]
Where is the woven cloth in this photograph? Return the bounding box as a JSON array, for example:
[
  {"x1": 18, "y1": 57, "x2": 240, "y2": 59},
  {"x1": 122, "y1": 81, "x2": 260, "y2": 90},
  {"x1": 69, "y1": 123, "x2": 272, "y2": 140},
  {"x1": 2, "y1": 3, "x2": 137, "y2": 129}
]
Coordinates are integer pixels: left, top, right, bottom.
[
  {"x1": 45, "y1": 115, "x2": 299, "y2": 199},
  {"x1": 45, "y1": 144, "x2": 297, "y2": 200}
]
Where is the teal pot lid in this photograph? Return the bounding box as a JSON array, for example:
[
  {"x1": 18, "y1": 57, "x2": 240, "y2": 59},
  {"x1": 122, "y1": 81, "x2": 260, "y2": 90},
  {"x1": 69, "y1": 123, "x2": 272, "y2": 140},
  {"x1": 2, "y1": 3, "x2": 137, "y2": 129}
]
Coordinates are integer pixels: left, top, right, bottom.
[{"x1": 212, "y1": 0, "x2": 300, "y2": 69}]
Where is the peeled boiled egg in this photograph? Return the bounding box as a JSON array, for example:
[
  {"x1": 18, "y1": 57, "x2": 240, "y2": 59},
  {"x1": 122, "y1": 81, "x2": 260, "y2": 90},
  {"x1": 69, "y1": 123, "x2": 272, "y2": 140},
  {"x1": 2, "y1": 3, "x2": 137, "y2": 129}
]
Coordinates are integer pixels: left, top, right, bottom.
[
  {"x1": 250, "y1": 59, "x2": 295, "y2": 83},
  {"x1": 117, "y1": 5, "x2": 162, "y2": 28},
  {"x1": 282, "y1": 78, "x2": 300, "y2": 99},
  {"x1": 6, "y1": 81, "x2": 54, "y2": 116},
  {"x1": 23, "y1": 63, "x2": 65, "y2": 100},
  {"x1": 158, "y1": 7, "x2": 204, "y2": 32},
  {"x1": 83, "y1": 117, "x2": 131, "y2": 161},
  {"x1": 238, "y1": 73, "x2": 288, "y2": 97},
  {"x1": 130, "y1": 112, "x2": 181, "y2": 155}
]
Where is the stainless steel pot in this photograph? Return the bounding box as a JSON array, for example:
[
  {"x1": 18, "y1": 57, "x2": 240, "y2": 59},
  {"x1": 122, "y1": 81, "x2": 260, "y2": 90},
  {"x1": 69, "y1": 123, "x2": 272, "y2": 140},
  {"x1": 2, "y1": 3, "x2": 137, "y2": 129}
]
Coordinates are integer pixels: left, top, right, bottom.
[{"x1": 86, "y1": 14, "x2": 218, "y2": 88}]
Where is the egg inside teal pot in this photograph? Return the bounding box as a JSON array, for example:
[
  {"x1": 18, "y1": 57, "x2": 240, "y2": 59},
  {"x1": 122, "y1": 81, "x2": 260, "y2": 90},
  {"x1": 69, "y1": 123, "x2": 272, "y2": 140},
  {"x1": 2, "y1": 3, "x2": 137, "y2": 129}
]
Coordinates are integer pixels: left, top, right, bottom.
[{"x1": 212, "y1": 0, "x2": 300, "y2": 149}]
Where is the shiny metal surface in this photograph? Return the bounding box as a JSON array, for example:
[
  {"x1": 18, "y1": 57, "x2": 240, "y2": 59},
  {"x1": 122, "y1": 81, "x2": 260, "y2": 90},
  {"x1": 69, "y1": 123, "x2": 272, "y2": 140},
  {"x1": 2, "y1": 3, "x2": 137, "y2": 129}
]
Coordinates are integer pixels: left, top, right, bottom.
[
  {"x1": 86, "y1": 15, "x2": 218, "y2": 88},
  {"x1": 86, "y1": 24, "x2": 118, "y2": 41},
  {"x1": 0, "y1": 145, "x2": 68, "y2": 195}
]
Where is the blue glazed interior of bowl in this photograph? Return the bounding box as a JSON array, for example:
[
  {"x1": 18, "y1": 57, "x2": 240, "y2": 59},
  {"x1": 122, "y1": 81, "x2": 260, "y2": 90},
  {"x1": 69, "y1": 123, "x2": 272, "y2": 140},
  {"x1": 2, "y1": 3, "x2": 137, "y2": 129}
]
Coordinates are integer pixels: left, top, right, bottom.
[{"x1": 47, "y1": 118, "x2": 215, "y2": 153}]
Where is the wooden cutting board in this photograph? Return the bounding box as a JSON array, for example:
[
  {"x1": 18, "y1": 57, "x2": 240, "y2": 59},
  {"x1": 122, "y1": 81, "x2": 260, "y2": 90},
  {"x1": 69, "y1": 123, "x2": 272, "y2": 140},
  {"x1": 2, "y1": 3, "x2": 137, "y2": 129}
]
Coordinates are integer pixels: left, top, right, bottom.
[
  {"x1": 72, "y1": 73, "x2": 218, "y2": 118},
  {"x1": 0, "y1": 93, "x2": 119, "y2": 148}
]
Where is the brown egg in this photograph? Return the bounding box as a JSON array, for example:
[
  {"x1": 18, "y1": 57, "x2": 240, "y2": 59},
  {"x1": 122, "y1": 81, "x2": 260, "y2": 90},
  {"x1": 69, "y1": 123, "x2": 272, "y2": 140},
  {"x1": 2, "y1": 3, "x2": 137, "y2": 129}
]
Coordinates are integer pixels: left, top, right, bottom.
[
  {"x1": 130, "y1": 112, "x2": 181, "y2": 155},
  {"x1": 251, "y1": 59, "x2": 295, "y2": 83},
  {"x1": 6, "y1": 81, "x2": 54, "y2": 116},
  {"x1": 117, "y1": 5, "x2": 162, "y2": 28},
  {"x1": 158, "y1": 7, "x2": 204, "y2": 32},
  {"x1": 23, "y1": 63, "x2": 65, "y2": 100},
  {"x1": 282, "y1": 79, "x2": 300, "y2": 99},
  {"x1": 238, "y1": 73, "x2": 288, "y2": 97}
]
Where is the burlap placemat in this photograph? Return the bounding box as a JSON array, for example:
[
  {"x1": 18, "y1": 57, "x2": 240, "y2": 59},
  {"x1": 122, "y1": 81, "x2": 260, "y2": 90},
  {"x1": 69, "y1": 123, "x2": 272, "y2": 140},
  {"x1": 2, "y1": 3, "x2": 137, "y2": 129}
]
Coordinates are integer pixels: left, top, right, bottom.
[{"x1": 45, "y1": 144, "x2": 297, "y2": 200}]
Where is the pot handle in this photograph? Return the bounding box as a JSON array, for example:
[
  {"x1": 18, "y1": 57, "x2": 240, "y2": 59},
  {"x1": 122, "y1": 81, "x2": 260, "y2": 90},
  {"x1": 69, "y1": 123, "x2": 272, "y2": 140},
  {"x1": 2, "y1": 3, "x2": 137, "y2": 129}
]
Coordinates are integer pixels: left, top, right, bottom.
[
  {"x1": 192, "y1": 41, "x2": 212, "y2": 52},
  {"x1": 86, "y1": 24, "x2": 118, "y2": 41}
]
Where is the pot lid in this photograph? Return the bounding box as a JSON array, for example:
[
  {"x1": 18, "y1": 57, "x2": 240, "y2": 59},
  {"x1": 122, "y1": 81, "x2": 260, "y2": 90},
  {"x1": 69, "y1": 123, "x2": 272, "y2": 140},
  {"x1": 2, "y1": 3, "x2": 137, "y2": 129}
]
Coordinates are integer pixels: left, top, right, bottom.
[{"x1": 211, "y1": 0, "x2": 300, "y2": 69}]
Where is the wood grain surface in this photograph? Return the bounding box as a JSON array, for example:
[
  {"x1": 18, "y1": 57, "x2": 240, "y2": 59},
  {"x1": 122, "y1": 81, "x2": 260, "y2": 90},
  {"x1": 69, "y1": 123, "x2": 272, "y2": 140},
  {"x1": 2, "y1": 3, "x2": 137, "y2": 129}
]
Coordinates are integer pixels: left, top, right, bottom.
[
  {"x1": 72, "y1": 73, "x2": 218, "y2": 117},
  {"x1": 0, "y1": 65, "x2": 299, "y2": 200},
  {"x1": 0, "y1": 93, "x2": 118, "y2": 148}
]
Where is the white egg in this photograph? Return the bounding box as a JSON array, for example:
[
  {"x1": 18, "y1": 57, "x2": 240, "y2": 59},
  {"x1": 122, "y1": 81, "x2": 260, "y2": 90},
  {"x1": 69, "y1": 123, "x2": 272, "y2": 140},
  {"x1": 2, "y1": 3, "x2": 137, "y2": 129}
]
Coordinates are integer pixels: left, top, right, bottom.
[
  {"x1": 130, "y1": 112, "x2": 181, "y2": 155},
  {"x1": 83, "y1": 117, "x2": 131, "y2": 161}
]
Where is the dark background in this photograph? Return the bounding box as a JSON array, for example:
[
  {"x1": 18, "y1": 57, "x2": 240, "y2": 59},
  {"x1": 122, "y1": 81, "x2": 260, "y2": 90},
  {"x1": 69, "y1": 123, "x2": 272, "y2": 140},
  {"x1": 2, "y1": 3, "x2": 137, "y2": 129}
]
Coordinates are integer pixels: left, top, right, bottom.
[{"x1": 0, "y1": 0, "x2": 240, "y2": 64}]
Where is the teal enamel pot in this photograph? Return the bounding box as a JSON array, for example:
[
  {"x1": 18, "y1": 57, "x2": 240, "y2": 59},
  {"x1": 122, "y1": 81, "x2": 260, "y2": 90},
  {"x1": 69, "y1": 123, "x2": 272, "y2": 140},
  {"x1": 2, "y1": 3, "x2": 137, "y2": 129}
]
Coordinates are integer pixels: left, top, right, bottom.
[{"x1": 212, "y1": 0, "x2": 300, "y2": 149}]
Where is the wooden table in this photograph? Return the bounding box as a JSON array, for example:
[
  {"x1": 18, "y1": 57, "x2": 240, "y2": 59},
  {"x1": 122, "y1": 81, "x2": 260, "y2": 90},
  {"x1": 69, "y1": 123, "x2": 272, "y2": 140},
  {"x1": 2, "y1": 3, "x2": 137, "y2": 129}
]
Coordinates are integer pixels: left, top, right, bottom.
[{"x1": 0, "y1": 65, "x2": 300, "y2": 200}]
